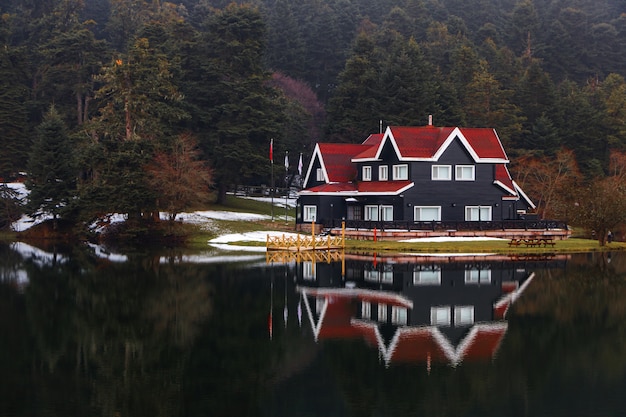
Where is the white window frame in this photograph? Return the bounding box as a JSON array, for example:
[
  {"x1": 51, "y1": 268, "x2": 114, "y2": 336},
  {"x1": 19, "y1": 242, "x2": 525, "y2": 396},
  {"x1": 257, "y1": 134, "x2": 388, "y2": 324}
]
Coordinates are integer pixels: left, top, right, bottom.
[
  {"x1": 362, "y1": 301, "x2": 372, "y2": 320},
  {"x1": 303, "y1": 205, "x2": 317, "y2": 222},
  {"x1": 392, "y1": 164, "x2": 409, "y2": 180},
  {"x1": 365, "y1": 205, "x2": 379, "y2": 221},
  {"x1": 362, "y1": 166, "x2": 372, "y2": 181},
  {"x1": 391, "y1": 306, "x2": 408, "y2": 325},
  {"x1": 316, "y1": 168, "x2": 324, "y2": 181},
  {"x1": 432, "y1": 165, "x2": 451, "y2": 180},
  {"x1": 413, "y1": 268, "x2": 441, "y2": 285},
  {"x1": 414, "y1": 206, "x2": 441, "y2": 221},
  {"x1": 380, "y1": 205, "x2": 393, "y2": 221},
  {"x1": 465, "y1": 269, "x2": 491, "y2": 284},
  {"x1": 455, "y1": 165, "x2": 475, "y2": 181},
  {"x1": 465, "y1": 206, "x2": 492, "y2": 221},
  {"x1": 454, "y1": 306, "x2": 475, "y2": 326},
  {"x1": 316, "y1": 297, "x2": 325, "y2": 313},
  {"x1": 378, "y1": 304, "x2": 388, "y2": 322},
  {"x1": 379, "y1": 165, "x2": 388, "y2": 181},
  {"x1": 380, "y1": 264, "x2": 394, "y2": 283},
  {"x1": 431, "y1": 306, "x2": 451, "y2": 326},
  {"x1": 303, "y1": 262, "x2": 315, "y2": 280},
  {"x1": 364, "y1": 269, "x2": 378, "y2": 282}
]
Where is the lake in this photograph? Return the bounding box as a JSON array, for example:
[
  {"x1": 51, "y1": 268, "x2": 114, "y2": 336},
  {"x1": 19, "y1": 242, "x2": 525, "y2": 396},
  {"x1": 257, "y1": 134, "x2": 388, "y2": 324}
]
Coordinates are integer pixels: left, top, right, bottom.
[{"x1": 1, "y1": 242, "x2": 626, "y2": 417}]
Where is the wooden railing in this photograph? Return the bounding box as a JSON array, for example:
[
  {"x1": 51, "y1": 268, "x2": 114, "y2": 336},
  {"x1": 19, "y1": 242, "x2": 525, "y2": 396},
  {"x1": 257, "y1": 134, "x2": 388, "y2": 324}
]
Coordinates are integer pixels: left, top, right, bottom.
[
  {"x1": 323, "y1": 219, "x2": 567, "y2": 232},
  {"x1": 267, "y1": 221, "x2": 346, "y2": 251}
]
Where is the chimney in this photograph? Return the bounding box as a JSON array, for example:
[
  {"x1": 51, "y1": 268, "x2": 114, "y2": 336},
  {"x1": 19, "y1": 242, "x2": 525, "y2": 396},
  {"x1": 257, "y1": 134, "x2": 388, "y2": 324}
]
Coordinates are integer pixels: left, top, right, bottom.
[{"x1": 428, "y1": 115, "x2": 433, "y2": 126}]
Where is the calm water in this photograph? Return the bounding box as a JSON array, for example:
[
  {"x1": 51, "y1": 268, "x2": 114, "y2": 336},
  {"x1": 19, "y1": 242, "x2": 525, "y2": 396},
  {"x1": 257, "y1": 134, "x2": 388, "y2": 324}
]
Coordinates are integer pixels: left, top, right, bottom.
[{"x1": 1, "y1": 242, "x2": 626, "y2": 417}]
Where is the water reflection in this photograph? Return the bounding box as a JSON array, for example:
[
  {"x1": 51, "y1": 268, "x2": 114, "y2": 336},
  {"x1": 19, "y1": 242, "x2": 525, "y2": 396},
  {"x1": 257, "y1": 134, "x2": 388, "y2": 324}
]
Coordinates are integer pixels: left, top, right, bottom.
[
  {"x1": 289, "y1": 253, "x2": 569, "y2": 367},
  {"x1": 3, "y1": 241, "x2": 626, "y2": 417}
]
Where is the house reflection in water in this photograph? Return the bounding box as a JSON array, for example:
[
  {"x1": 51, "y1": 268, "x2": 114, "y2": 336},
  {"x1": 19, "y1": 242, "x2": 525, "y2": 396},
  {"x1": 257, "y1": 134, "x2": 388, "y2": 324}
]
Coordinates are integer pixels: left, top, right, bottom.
[{"x1": 295, "y1": 254, "x2": 567, "y2": 367}]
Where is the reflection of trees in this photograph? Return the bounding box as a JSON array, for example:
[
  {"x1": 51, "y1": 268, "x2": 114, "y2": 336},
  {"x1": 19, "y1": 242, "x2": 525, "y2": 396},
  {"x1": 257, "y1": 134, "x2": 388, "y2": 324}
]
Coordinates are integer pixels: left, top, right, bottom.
[{"x1": 9, "y1": 245, "x2": 214, "y2": 417}]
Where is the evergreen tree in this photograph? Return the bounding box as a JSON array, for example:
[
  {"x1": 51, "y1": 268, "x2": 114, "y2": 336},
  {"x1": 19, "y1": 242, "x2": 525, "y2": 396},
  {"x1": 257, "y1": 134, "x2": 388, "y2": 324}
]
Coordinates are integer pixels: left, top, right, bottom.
[
  {"x1": 0, "y1": 43, "x2": 30, "y2": 178},
  {"x1": 26, "y1": 106, "x2": 76, "y2": 223},
  {"x1": 185, "y1": 3, "x2": 285, "y2": 203},
  {"x1": 325, "y1": 31, "x2": 384, "y2": 142}
]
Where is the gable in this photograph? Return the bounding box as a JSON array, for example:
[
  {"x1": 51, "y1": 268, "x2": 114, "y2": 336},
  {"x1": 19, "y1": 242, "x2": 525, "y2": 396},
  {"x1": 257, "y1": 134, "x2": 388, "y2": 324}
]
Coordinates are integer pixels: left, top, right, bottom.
[
  {"x1": 352, "y1": 126, "x2": 509, "y2": 163},
  {"x1": 303, "y1": 143, "x2": 369, "y2": 186}
]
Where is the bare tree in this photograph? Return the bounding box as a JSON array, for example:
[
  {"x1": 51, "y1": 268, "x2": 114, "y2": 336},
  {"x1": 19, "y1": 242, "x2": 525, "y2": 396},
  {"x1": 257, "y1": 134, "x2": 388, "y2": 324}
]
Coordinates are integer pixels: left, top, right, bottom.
[{"x1": 146, "y1": 133, "x2": 213, "y2": 221}]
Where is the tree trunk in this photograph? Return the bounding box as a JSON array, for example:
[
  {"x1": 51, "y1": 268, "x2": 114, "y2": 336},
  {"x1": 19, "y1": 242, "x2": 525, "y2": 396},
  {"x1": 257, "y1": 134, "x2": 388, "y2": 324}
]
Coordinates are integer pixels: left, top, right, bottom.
[{"x1": 217, "y1": 182, "x2": 228, "y2": 205}]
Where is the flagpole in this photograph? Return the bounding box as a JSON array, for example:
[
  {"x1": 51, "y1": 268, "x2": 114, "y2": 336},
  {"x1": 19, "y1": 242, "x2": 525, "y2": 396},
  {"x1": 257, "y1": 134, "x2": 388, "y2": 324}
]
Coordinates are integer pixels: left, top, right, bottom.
[
  {"x1": 270, "y1": 139, "x2": 274, "y2": 221},
  {"x1": 285, "y1": 151, "x2": 289, "y2": 224}
]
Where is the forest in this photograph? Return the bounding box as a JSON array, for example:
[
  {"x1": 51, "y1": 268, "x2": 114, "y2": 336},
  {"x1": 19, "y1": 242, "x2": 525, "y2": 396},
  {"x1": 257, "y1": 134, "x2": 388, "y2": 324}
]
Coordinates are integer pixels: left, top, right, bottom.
[{"x1": 1, "y1": 0, "x2": 626, "y2": 238}]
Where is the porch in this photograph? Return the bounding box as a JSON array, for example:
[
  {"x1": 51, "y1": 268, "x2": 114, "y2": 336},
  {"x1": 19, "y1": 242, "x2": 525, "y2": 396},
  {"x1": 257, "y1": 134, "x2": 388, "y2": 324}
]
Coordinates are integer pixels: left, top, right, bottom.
[{"x1": 296, "y1": 219, "x2": 571, "y2": 241}]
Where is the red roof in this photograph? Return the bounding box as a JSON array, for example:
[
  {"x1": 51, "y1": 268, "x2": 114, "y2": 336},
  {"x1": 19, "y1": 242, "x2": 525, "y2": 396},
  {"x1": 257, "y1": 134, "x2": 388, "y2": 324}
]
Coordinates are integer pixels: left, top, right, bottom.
[
  {"x1": 317, "y1": 143, "x2": 368, "y2": 182},
  {"x1": 460, "y1": 128, "x2": 508, "y2": 159},
  {"x1": 300, "y1": 180, "x2": 414, "y2": 195},
  {"x1": 352, "y1": 126, "x2": 508, "y2": 161},
  {"x1": 357, "y1": 180, "x2": 414, "y2": 194},
  {"x1": 494, "y1": 164, "x2": 516, "y2": 195},
  {"x1": 388, "y1": 126, "x2": 455, "y2": 159},
  {"x1": 300, "y1": 183, "x2": 357, "y2": 193}
]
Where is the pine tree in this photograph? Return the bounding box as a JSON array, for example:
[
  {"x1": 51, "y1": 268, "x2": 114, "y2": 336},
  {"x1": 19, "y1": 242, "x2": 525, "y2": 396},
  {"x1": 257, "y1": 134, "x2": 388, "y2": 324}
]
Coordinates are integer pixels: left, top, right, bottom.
[{"x1": 26, "y1": 106, "x2": 76, "y2": 223}]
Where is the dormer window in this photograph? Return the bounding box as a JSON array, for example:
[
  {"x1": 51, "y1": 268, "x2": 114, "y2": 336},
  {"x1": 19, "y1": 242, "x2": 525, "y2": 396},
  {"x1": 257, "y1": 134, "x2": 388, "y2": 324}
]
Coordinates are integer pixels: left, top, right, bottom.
[
  {"x1": 362, "y1": 166, "x2": 372, "y2": 181},
  {"x1": 455, "y1": 165, "x2": 475, "y2": 181},
  {"x1": 379, "y1": 165, "x2": 388, "y2": 181},
  {"x1": 316, "y1": 168, "x2": 324, "y2": 181}
]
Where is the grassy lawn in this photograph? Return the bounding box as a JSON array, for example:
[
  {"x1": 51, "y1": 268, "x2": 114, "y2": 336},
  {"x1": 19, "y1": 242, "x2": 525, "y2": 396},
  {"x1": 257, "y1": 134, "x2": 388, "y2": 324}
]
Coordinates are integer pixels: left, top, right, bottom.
[{"x1": 6, "y1": 195, "x2": 624, "y2": 255}]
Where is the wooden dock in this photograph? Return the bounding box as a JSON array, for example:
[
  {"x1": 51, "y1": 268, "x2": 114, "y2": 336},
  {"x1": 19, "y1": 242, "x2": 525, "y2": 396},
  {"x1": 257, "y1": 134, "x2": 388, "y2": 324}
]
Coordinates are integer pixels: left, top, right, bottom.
[
  {"x1": 266, "y1": 221, "x2": 345, "y2": 251},
  {"x1": 266, "y1": 249, "x2": 345, "y2": 264}
]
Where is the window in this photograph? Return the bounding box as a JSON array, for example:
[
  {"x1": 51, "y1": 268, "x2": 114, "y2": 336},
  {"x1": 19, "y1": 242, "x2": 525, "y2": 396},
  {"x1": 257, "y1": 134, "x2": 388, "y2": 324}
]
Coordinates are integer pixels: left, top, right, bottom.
[
  {"x1": 381, "y1": 264, "x2": 393, "y2": 283},
  {"x1": 303, "y1": 205, "x2": 317, "y2": 222},
  {"x1": 455, "y1": 165, "x2": 475, "y2": 181},
  {"x1": 362, "y1": 166, "x2": 372, "y2": 181},
  {"x1": 392, "y1": 164, "x2": 409, "y2": 180},
  {"x1": 364, "y1": 269, "x2": 378, "y2": 282},
  {"x1": 413, "y1": 268, "x2": 441, "y2": 285},
  {"x1": 365, "y1": 205, "x2": 379, "y2": 221},
  {"x1": 414, "y1": 206, "x2": 441, "y2": 221},
  {"x1": 362, "y1": 301, "x2": 372, "y2": 320},
  {"x1": 316, "y1": 168, "x2": 324, "y2": 181},
  {"x1": 380, "y1": 205, "x2": 393, "y2": 221},
  {"x1": 391, "y1": 306, "x2": 408, "y2": 325},
  {"x1": 454, "y1": 306, "x2": 474, "y2": 326},
  {"x1": 465, "y1": 269, "x2": 491, "y2": 284},
  {"x1": 379, "y1": 165, "x2": 388, "y2": 181},
  {"x1": 378, "y1": 304, "x2": 388, "y2": 322},
  {"x1": 365, "y1": 205, "x2": 393, "y2": 221},
  {"x1": 465, "y1": 206, "x2": 492, "y2": 221},
  {"x1": 431, "y1": 306, "x2": 451, "y2": 326},
  {"x1": 316, "y1": 297, "x2": 325, "y2": 313},
  {"x1": 347, "y1": 205, "x2": 362, "y2": 220},
  {"x1": 303, "y1": 262, "x2": 315, "y2": 280},
  {"x1": 432, "y1": 165, "x2": 451, "y2": 180}
]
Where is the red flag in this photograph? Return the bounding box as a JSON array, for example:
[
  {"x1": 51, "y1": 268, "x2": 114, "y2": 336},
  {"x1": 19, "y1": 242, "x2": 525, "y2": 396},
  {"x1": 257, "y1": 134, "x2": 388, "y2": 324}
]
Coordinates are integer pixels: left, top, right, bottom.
[{"x1": 269, "y1": 139, "x2": 273, "y2": 162}]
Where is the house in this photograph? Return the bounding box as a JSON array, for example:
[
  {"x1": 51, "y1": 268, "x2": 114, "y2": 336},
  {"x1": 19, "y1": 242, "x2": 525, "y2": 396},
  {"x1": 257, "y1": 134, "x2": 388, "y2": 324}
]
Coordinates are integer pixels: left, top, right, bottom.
[{"x1": 296, "y1": 123, "x2": 536, "y2": 231}]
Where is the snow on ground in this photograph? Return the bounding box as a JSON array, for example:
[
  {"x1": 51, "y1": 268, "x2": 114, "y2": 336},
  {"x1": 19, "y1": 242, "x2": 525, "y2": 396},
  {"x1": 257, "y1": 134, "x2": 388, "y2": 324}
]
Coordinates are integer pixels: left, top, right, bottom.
[
  {"x1": 238, "y1": 196, "x2": 297, "y2": 208},
  {"x1": 5, "y1": 182, "x2": 505, "y2": 258}
]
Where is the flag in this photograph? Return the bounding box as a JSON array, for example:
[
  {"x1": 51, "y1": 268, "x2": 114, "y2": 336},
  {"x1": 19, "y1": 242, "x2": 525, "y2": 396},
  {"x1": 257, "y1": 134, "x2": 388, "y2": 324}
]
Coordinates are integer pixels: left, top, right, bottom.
[
  {"x1": 284, "y1": 152, "x2": 289, "y2": 170},
  {"x1": 269, "y1": 139, "x2": 273, "y2": 162},
  {"x1": 298, "y1": 153, "x2": 303, "y2": 176}
]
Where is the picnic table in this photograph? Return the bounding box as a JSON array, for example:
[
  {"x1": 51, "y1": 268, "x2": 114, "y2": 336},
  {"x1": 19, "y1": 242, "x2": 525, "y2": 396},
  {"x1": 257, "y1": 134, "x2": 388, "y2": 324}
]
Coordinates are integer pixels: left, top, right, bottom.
[{"x1": 508, "y1": 237, "x2": 555, "y2": 248}]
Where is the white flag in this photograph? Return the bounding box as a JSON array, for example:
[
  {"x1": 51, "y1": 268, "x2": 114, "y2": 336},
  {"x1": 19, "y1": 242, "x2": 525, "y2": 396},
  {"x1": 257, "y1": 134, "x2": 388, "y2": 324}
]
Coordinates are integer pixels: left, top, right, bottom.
[{"x1": 298, "y1": 153, "x2": 303, "y2": 176}]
